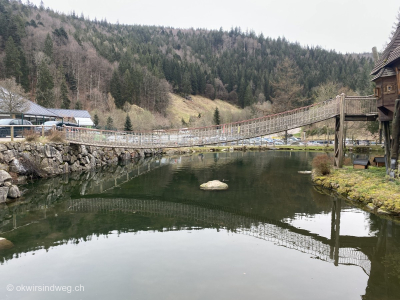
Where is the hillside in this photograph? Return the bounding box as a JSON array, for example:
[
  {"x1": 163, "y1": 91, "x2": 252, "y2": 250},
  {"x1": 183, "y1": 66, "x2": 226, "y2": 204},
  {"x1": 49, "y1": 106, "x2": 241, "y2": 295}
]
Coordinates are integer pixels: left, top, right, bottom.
[
  {"x1": 0, "y1": 0, "x2": 375, "y2": 130},
  {"x1": 93, "y1": 93, "x2": 246, "y2": 131}
]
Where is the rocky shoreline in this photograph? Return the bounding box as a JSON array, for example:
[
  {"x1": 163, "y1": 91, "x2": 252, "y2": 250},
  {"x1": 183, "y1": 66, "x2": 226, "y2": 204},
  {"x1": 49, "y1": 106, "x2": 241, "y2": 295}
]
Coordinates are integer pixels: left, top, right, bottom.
[{"x1": 0, "y1": 141, "x2": 162, "y2": 202}]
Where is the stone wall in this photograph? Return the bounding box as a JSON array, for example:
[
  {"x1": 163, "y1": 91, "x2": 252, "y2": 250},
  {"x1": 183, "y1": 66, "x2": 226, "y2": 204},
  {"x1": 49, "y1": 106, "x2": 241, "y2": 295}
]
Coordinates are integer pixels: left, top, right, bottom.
[{"x1": 0, "y1": 142, "x2": 162, "y2": 178}]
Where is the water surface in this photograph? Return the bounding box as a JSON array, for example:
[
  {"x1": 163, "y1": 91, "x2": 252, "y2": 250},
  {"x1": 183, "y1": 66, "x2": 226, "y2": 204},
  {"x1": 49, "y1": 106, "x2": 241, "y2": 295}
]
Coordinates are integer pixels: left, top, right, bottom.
[{"x1": 0, "y1": 151, "x2": 399, "y2": 300}]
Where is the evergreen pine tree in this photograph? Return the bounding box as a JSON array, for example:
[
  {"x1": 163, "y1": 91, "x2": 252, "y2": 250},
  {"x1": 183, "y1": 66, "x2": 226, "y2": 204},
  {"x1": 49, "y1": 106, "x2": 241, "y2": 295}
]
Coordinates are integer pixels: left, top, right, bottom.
[
  {"x1": 121, "y1": 69, "x2": 133, "y2": 104},
  {"x1": 93, "y1": 114, "x2": 99, "y2": 128},
  {"x1": 106, "y1": 116, "x2": 114, "y2": 130},
  {"x1": 213, "y1": 107, "x2": 220, "y2": 125},
  {"x1": 19, "y1": 50, "x2": 30, "y2": 92},
  {"x1": 243, "y1": 84, "x2": 254, "y2": 107},
  {"x1": 124, "y1": 114, "x2": 133, "y2": 131},
  {"x1": 60, "y1": 80, "x2": 70, "y2": 109},
  {"x1": 36, "y1": 60, "x2": 54, "y2": 107},
  {"x1": 44, "y1": 33, "x2": 53, "y2": 60},
  {"x1": 4, "y1": 37, "x2": 21, "y2": 80},
  {"x1": 110, "y1": 70, "x2": 123, "y2": 108},
  {"x1": 75, "y1": 101, "x2": 82, "y2": 110}
]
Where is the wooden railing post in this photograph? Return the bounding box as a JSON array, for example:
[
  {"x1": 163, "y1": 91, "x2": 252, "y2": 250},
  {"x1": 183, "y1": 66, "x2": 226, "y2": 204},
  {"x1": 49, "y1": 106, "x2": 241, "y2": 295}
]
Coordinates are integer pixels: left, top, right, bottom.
[{"x1": 10, "y1": 126, "x2": 14, "y2": 141}]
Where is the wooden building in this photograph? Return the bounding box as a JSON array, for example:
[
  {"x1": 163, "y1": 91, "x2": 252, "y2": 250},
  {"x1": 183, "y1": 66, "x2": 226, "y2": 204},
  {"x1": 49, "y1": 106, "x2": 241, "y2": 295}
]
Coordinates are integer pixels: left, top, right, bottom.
[
  {"x1": 372, "y1": 156, "x2": 385, "y2": 167},
  {"x1": 353, "y1": 159, "x2": 371, "y2": 170},
  {"x1": 371, "y1": 24, "x2": 400, "y2": 121}
]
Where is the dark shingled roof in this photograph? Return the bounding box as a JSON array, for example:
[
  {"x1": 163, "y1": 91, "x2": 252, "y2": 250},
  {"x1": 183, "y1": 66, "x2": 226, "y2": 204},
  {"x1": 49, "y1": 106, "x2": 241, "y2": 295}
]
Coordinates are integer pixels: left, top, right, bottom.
[
  {"x1": 371, "y1": 24, "x2": 400, "y2": 76},
  {"x1": 353, "y1": 159, "x2": 371, "y2": 166},
  {"x1": 26, "y1": 100, "x2": 59, "y2": 117},
  {"x1": 373, "y1": 157, "x2": 385, "y2": 163},
  {"x1": 47, "y1": 108, "x2": 91, "y2": 118},
  {"x1": 371, "y1": 67, "x2": 396, "y2": 81}
]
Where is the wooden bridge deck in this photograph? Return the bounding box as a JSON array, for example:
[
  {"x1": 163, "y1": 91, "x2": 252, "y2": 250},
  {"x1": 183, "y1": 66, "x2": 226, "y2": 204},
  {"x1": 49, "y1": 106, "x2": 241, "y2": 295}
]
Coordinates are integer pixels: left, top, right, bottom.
[{"x1": 64, "y1": 95, "x2": 377, "y2": 148}]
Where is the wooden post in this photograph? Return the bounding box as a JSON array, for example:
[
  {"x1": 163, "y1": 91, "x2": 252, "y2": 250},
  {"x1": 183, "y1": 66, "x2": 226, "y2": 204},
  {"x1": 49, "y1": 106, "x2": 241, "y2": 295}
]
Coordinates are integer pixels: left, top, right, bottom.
[
  {"x1": 383, "y1": 121, "x2": 391, "y2": 175},
  {"x1": 379, "y1": 121, "x2": 382, "y2": 144},
  {"x1": 389, "y1": 99, "x2": 400, "y2": 178},
  {"x1": 334, "y1": 116, "x2": 340, "y2": 167},
  {"x1": 338, "y1": 94, "x2": 345, "y2": 168},
  {"x1": 284, "y1": 130, "x2": 288, "y2": 145},
  {"x1": 10, "y1": 126, "x2": 14, "y2": 142},
  {"x1": 334, "y1": 94, "x2": 344, "y2": 167}
]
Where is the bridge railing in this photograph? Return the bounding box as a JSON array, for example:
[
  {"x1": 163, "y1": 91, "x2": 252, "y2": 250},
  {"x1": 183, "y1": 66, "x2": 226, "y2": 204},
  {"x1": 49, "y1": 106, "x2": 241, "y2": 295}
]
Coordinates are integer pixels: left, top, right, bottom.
[
  {"x1": 61, "y1": 94, "x2": 376, "y2": 148},
  {"x1": 344, "y1": 95, "x2": 377, "y2": 115}
]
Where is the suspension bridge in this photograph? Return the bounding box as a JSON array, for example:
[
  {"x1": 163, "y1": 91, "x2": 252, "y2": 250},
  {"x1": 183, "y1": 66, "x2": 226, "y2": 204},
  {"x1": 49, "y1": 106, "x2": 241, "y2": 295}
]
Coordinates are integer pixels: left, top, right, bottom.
[{"x1": 64, "y1": 95, "x2": 377, "y2": 147}]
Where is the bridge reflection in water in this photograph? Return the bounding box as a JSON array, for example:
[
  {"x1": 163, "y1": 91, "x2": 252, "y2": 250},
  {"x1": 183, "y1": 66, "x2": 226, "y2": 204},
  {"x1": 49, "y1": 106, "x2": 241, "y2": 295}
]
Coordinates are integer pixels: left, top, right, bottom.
[{"x1": 67, "y1": 197, "x2": 371, "y2": 275}]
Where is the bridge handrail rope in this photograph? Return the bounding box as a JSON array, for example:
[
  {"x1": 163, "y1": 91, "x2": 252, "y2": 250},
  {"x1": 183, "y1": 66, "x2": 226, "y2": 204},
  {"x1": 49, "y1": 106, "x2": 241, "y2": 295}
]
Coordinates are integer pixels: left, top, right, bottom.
[{"x1": 60, "y1": 94, "x2": 377, "y2": 148}]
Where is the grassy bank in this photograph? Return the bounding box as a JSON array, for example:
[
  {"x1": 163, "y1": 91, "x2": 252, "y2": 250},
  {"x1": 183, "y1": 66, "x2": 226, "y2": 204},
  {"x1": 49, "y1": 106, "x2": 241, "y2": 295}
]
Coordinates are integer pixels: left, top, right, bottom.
[{"x1": 313, "y1": 167, "x2": 400, "y2": 216}]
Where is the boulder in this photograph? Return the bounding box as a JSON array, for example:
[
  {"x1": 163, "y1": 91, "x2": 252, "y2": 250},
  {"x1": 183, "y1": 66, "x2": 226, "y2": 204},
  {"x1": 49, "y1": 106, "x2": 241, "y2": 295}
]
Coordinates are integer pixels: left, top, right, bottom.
[
  {"x1": 9, "y1": 158, "x2": 26, "y2": 174},
  {"x1": 8, "y1": 185, "x2": 21, "y2": 198},
  {"x1": 0, "y1": 238, "x2": 14, "y2": 250},
  {"x1": 298, "y1": 171, "x2": 312, "y2": 174},
  {"x1": 44, "y1": 144, "x2": 58, "y2": 158},
  {"x1": 200, "y1": 180, "x2": 228, "y2": 190},
  {"x1": 79, "y1": 145, "x2": 88, "y2": 156},
  {"x1": 62, "y1": 162, "x2": 69, "y2": 174},
  {"x1": 3, "y1": 150, "x2": 16, "y2": 162},
  {"x1": 0, "y1": 170, "x2": 12, "y2": 183},
  {"x1": 0, "y1": 186, "x2": 9, "y2": 203},
  {"x1": 54, "y1": 151, "x2": 63, "y2": 164},
  {"x1": 16, "y1": 176, "x2": 27, "y2": 184}
]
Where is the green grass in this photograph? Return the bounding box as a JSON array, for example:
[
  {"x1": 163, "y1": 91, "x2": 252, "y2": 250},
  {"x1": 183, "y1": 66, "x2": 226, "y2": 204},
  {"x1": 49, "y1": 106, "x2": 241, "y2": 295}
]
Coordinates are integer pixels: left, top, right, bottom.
[{"x1": 313, "y1": 166, "x2": 400, "y2": 215}]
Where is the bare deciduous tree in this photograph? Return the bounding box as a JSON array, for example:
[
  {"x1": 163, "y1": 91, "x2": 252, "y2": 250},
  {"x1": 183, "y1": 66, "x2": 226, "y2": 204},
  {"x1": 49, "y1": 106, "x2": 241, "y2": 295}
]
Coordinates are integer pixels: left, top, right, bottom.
[{"x1": 0, "y1": 78, "x2": 29, "y2": 114}]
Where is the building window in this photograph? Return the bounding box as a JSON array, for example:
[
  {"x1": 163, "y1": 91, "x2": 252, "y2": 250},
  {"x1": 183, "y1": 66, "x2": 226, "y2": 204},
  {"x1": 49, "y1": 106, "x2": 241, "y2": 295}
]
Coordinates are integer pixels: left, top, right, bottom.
[
  {"x1": 374, "y1": 88, "x2": 380, "y2": 97},
  {"x1": 384, "y1": 84, "x2": 396, "y2": 95}
]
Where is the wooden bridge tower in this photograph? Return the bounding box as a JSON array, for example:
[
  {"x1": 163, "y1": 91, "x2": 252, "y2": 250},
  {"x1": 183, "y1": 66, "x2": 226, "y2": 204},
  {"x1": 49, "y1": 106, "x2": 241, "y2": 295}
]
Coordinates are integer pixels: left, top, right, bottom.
[{"x1": 371, "y1": 24, "x2": 400, "y2": 176}]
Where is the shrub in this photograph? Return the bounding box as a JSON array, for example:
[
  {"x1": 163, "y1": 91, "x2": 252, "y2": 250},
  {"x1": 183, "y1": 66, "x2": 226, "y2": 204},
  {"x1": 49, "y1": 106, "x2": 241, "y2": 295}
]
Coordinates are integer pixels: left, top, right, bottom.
[
  {"x1": 23, "y1": 129, "x2": 40, "y2": 142},
  {"x1": 47, "y1": 130, "x2": 66, "y2": 143},
  {"x1": 343, "y1": 157, "x2": 352, "y2": 166},
  {"x1": 312, "y1": 154, "x2": 333, "y2": 175}
]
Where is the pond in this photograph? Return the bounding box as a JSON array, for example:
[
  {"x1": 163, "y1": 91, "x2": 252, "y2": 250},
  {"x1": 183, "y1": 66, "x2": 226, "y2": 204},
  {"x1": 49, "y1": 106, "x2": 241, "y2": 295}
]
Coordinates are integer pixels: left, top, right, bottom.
[{"x1": 0, "y1": 151, "x2": 399, "y2": 300}]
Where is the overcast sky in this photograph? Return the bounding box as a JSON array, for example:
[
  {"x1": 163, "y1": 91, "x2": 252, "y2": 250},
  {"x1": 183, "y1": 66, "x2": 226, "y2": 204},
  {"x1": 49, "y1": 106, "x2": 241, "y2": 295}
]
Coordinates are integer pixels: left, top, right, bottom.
[{"x1": 29, "y1": 0, "x2": 399, "y2": 54}]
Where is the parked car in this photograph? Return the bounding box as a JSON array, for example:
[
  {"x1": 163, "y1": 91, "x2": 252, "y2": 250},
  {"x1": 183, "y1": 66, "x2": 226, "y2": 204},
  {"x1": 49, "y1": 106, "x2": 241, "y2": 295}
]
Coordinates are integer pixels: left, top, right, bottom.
[
  {"x1": 0, "y1": 119, "x2": 33, "y2": 137},
  {"x1": 36, "y1": 121, "x2": 80, "y2": 133}
]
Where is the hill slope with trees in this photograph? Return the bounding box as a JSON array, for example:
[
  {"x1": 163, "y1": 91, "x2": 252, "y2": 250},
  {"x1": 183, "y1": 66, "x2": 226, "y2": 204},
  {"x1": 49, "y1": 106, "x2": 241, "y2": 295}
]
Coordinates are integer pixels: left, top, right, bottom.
[{"x1": 0, "y1": 0, "x2": 374, "y2": 130}]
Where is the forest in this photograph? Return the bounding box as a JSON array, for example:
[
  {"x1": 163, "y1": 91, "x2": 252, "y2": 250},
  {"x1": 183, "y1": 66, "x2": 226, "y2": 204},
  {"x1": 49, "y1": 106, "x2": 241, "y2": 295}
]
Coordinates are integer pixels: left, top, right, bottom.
[{"x1": 0, "y1": 0, "x2": 375, "y2": 130}]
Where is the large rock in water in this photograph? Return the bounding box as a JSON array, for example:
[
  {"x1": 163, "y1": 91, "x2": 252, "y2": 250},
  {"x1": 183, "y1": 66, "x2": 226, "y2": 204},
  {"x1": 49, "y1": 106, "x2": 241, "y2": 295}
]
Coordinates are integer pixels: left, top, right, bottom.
[
  {"x1": 8, "y1": 185, "x2": 21, "y2": 199},
  {"x1": 200, "y1": 180, "x2": 228, "y2": 190},
  {"x1": 0, "y1": 186, "x2": 9, "y2": 203},
  {"x1": 0, "y1": 238, "x2": 14, "y2": 250},
  {"x1": 0, "y1": 170, "x2": 12, "y2": 183}
]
